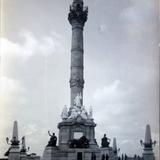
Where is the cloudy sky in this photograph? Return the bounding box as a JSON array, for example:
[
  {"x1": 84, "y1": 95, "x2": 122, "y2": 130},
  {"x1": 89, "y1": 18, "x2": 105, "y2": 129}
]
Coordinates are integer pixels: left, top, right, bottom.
[{"x1": 0, "y1": 0, "x2": 159, "y2": 158}]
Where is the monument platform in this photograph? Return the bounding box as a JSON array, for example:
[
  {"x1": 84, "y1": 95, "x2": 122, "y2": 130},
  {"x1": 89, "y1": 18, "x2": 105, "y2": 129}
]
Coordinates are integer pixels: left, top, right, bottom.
[{"x1": 42, "y1": 146, "x2": 101, "y2": 160}]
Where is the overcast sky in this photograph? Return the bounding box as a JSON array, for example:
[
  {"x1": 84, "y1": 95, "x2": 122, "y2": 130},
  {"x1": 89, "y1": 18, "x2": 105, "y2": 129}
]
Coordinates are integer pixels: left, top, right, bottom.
[{"x1": 0, "y1": 0, "x2": 159, "y2": 158}]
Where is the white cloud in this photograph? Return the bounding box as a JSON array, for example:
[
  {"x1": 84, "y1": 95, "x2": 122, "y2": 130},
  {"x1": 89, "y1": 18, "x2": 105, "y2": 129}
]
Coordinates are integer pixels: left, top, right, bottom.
[
  {"x1": 119, "y1": 0, "x2": 157, "y2": 37},
  {"x1": 0, "y1": 30, "x2": 64, "y2": 63},
  {"x1": 0, "y1": 76, "x2": 26, "y2": 115},
  {"x1": 22, "y1": 124, "x2": 39, "y2": 136},
  {"x1": 93, "y1": 80, "x2": 134, "y2": 118},
  {"x1": 0, "y1": 29, "x2": 65, "y2": 111},
  {"x1": 0, "y1": 76, "x2": 26, "y2": 97},
  {"x1": 0, "y1": 30, "x2": 66, "y2": 156},
  {"x1": 91, "y1": 78, "x2": 158, "y2": 156},
  {"x1": 93, "y1": 80, "x2": 132, "y2": 103}
]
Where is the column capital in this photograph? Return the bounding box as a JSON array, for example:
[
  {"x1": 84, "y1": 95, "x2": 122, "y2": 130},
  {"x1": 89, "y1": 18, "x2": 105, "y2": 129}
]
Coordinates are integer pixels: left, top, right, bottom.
[{"x1": 68, "y1": 1, "x2": 88, "y2": 26}]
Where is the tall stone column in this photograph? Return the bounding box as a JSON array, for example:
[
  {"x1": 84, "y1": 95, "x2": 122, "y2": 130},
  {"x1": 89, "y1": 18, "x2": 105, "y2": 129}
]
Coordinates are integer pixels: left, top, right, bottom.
[{"x1": 68, "y1": 0, "x2": 88, "y2": 108}]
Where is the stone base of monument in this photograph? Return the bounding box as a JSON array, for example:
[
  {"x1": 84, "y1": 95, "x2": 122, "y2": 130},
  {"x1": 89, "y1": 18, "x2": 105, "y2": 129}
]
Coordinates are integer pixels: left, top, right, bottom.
[
  {"x1": 143, "y1": 149, "x2": 155, "y2": 160},
  {"x1": 100, "y1": 147, "x2": 116, "y2": 160},
  {"x1": 42, "y1": 146, "x2": 60, "y2": 160},
  {"x1": 20, "y1": 153, "x2": 27, "y2": 160},
  {"x1": 67, "y1": 148, "x2": 101, "y2": 160},
  {"x1": 89, "y1": 141, "x2": 99, "y2": 149},
  {"x1": 42, "y1": 147, "x2": 101, "y2": 160},
  {"x1": 8, "y1": 146, "x2": 20, "y2": 160}
]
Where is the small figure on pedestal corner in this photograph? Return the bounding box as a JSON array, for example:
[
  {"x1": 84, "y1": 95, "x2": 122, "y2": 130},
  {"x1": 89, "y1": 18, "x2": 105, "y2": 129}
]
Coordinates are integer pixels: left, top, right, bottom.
[
  {"x1": 47, "y1": 131, "x2": 57, "y2": 147},
  {"x1": 101, "y1": 134, "x2": 111, "y2": 148},
  {"x1": 61, "y1": 105, "x2": 68, "y2": 120}
]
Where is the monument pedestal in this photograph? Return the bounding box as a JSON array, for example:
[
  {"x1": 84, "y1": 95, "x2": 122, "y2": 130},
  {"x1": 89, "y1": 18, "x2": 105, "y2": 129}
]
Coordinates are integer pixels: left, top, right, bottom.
[
  {"x1": 20, "y1": 154, "x2": 27, "y2": 160},
  {"x1": 141, "y1": 125, "x2": 156, "y2": 160},
  {"x1": 42, "y1": 147, "x2": 101, "y2": 160},
  {"x1": 143, "y1": 148, "x2": 155, "y2": 160},
  {"x1": 100, "y1": 147, "x2": 115, "y2": 160},
  {"x1": 67, "y1": 148, "x2": 101, "y2": 160},
  {"x1": 8, "y1": 146, "x2": 20, "y2": 160},
  {"x1": 42, "y1": 147, "x2": 60, "y2": 160},
  {"x1": 58, "y1": 118, "x2": 98, "y2": 149},
  {"x1": 42, "y1": 117, "x2": 101, "y2": 160}
]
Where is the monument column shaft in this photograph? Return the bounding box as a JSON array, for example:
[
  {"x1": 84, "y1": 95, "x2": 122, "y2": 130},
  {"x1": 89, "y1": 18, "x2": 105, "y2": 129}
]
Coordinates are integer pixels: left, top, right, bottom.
[
  {"x1": 70, "y1": 23, "x2": 84, "y2": 107},
  {"x1": 68, "y1": 0, "x2": 88, "y2": 108}
]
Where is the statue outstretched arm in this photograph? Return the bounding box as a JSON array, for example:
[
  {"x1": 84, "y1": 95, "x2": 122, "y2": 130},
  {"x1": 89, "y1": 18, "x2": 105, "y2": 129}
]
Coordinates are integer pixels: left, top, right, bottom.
[{"x1": 48, "y1": 131, "x2": 52, "y2": 137}]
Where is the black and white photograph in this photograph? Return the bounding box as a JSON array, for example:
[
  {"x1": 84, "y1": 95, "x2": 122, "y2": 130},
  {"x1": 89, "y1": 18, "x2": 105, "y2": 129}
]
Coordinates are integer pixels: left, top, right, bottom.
[{"x1": 0, "y1": 0, "x2": 159, "y2": 160}]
